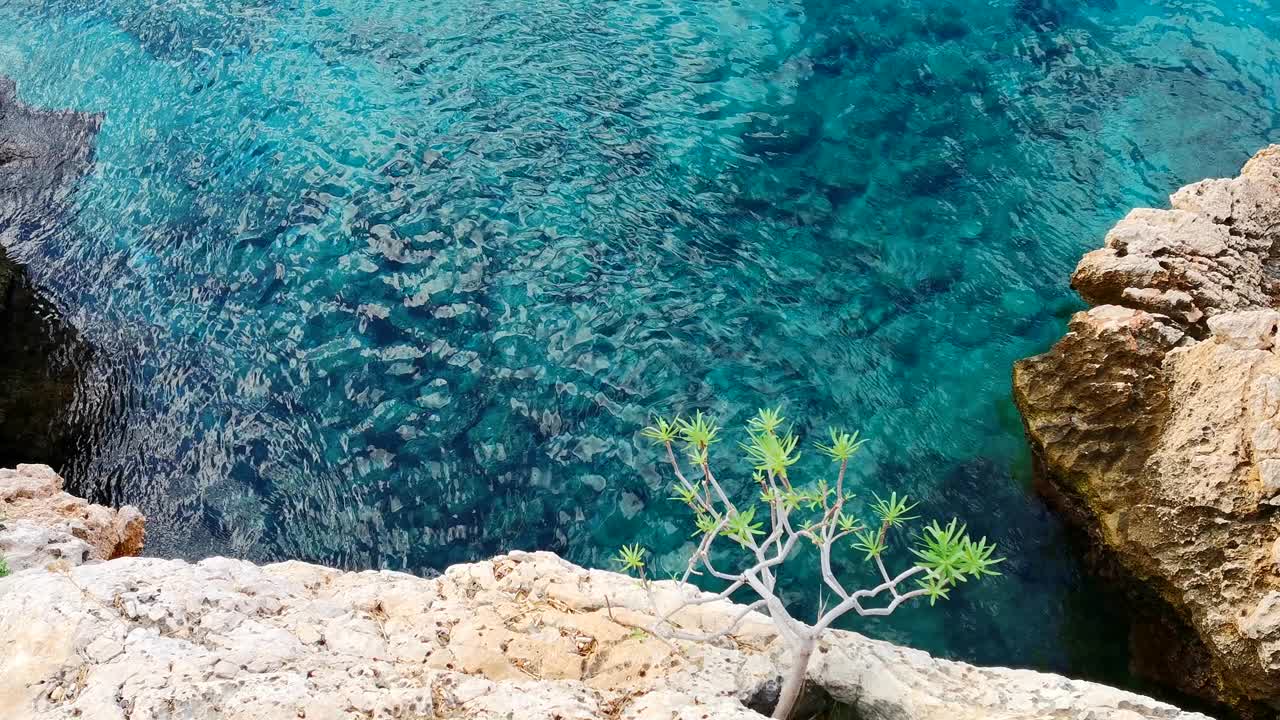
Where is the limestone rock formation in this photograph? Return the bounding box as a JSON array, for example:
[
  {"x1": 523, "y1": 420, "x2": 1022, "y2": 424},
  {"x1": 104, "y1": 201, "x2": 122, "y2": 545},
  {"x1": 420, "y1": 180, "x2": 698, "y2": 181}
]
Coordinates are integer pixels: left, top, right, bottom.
[
  {"x1": 0, "y1": 464, "x2": 144, "y2": 572},
  {"x1": 1015, "y1": 145, "x2": 1280, "y2": 715},
  {"x1": 0, "y1": 546, "x2": 1209, "y2": 720},
  {"x1": 1071, "y1": 147, "x2": 1280, "y2": 330},
  {"x1": 0, "y1": 468, "x2": 1209, "y2": 720}
]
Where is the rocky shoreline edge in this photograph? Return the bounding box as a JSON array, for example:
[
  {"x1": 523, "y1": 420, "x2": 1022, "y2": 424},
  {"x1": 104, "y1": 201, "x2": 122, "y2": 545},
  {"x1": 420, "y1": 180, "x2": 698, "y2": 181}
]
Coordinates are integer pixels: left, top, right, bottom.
[
  {"x1": 1015, "y1": 146, "x2": 1280, "y2": 718},
  {"x1": 0, "y1": 76, "x2": 1237, "y2": 720},
  {"x1": 0, "y1": 463, "x2": 1211, "y2": 720}
]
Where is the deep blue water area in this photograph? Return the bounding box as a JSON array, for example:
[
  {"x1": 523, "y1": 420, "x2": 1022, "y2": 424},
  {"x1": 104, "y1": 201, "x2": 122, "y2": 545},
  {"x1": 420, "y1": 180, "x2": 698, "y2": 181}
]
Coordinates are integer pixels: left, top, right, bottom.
[{"x1": 2, "y1": 0, "x2": 1278, "y2": 683}]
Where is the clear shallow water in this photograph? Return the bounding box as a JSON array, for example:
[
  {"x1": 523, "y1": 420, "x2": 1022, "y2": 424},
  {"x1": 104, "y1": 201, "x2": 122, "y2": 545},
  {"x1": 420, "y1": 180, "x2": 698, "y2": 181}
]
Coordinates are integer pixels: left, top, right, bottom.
[{"x1": 1, "y1": 0, "x2": 1278, "y2": 682}]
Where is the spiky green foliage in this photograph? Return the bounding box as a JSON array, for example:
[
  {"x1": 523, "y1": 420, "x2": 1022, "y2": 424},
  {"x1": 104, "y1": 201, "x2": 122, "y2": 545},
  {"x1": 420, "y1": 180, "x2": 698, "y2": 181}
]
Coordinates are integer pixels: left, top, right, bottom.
[
  {"x1": 670, "y1": 481, "x2": 701, "y2": 506},
  {"x1": 852, "y1": 527, "x2": 887, "y2": 560},
  {"x1": 623, "y1": 406, "x2": 1002, "y2": 720},
  {"x1": 723, "y1": 505, "x2": 764, "y2": 545},
  {"x1": 742, "y1": 425, "x2": 800, "y2": 478},
  {"x1": 836, "y1": 511, "x2": 862, "y2": 534},
  {"x1": 871, "y1": 492, "x2": 919, "y2": 528},
  {"x1": 957, "y1": 536, "x2": 1003, "y2": 578},
  {"x1": 912, "y1": 519, "x2": 969, "y2": 584},
  {"x1": 910, "y1": 520, "x2": 1004, "y2": 604},
  {"x1": 676, "y1": 410, "x2": 719, "y2": 448},
  {"x1": 748, "y1": 407, "x2": 785, "y2": 436},
  {"x1": 614, "y1": 544, "x2": 647, "y2": 575},
  {"x1": 0, "y1": 555, "x2": 9, "y2": 578},
  {"x1": 641, "y1": 416, "x2": 679, "y2": 444},
  {"x1": 693, "y1": 512, "x2": 721, "y2": 536},
  {"x1": 815, "y1": 428, "x2": 864, "y2": 462}
]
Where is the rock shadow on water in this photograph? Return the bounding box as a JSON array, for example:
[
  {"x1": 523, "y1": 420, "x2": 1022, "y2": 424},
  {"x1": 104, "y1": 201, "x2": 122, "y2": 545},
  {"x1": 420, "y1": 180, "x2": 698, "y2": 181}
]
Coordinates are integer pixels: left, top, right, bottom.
[{"x1": 0, "y1": 77, "x2": 110, "y2": 477}]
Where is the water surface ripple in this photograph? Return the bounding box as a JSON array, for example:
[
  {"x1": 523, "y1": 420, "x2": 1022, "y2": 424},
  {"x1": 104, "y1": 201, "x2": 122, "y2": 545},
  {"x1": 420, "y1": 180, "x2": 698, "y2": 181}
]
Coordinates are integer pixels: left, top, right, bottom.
[{"x1": 1, "y1": 0, "x2": 1278, "y2": 680}]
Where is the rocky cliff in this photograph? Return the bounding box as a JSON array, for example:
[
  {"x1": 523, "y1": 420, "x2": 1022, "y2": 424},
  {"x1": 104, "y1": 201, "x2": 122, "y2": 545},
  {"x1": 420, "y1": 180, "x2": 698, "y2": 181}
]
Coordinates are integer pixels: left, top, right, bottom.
[
  {"x1": 1014, "y1": 146, "x2": 1280, "y2": 716},
  {"x1": 0, "y1": 464, "x2": 1210, "y2": 720}
]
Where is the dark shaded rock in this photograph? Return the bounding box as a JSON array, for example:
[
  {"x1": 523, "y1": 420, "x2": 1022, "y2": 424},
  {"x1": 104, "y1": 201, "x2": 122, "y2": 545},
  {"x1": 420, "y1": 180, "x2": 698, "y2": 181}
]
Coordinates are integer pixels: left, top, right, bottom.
[
  {"x1": 0, "y1": 76, "x2": 100, "y2": 233},
  {"x1": 0, "y1": 246, "x2": 95, "y2": 471},
  {"x1": 0, "y1": 78, "x2": 101, "y2": 472}
]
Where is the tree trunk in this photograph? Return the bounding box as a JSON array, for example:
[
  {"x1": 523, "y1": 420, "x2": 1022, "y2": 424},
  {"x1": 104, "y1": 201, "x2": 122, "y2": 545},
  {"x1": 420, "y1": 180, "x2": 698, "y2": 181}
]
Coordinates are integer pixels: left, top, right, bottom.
[{"x1": 771, "y1": 638, "x2": 815, "y2": 719}]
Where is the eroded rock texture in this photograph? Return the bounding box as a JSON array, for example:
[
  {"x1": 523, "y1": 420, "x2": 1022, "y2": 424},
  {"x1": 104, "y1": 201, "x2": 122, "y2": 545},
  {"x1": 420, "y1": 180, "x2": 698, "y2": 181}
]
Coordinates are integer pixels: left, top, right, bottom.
[
  {"x1": 0, "y1": 463, "x2": 144, "y2": 571},
  {"x1": 0, "y1": 543, "x2": 1208, "y2": 720},
  {"x1": 1015, "y1": 146, "x2": 1280, "y2": 716}
]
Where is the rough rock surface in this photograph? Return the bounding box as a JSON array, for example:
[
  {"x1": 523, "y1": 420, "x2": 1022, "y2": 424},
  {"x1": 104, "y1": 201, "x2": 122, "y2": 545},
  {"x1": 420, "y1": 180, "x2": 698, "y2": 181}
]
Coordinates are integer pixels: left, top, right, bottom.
[
  {"x1": 0, "y1": 468, "x2": 1208, "y2": 720},
  {"x1": 0, "y1": 464, "x2": 144, "y2": 571},
  {"x1": 1071, "y1": 147, "x2": 1280, "y2": 330},
  {"x1": 0, "y1": 547, "x2": 1209, "y2": 720},
  {"x1": 1015, "y1": 146, "x2": 1280, "y2": 715}
]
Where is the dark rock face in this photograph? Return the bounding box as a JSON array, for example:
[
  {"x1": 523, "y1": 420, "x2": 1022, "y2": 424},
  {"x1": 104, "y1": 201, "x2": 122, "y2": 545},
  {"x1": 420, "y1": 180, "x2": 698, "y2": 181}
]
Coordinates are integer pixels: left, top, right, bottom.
[
  {"x1": 0, "y1": 247, "x2": 94, "y2": 470},
  {"x1": 1014, "y1": 147, "x2": 1280, "y2": 718},
  {"x1": 0, "y1": 78, "x2": 101, "y2": 471}
]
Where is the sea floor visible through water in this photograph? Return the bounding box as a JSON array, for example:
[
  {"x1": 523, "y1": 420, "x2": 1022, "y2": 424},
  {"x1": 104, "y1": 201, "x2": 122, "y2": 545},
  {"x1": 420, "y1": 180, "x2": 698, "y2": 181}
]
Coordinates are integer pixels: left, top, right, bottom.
[{"x1": 0, "y1": 0, "x2": 1277, "y2": 691}]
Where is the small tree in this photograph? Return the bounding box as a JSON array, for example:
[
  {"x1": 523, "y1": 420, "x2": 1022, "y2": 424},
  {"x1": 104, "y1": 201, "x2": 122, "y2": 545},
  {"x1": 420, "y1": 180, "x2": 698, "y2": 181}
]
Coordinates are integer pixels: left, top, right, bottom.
[{"x1": 615, "y1": 408, "x2": 1002, "y2": 720}]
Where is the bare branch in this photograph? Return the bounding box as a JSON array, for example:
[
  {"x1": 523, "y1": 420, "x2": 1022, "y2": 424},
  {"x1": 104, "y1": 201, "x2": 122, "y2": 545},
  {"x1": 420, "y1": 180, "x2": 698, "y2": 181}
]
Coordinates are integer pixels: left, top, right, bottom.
[
  {"x1": 855, "y1": 588, "x2": 930, "y2": 617},
  {"x1": 701, "y1": 461, "x2": 739, "y2": 516},
  {"x1": 874, "y1": 553, "x2": 896, "y2": 592},
  {"x1": 653, "y1": 599, "x2": 767, "y2": 643},
  {"x1": 813, "y1": 565, "x2": 927, "y2": 633},
  {"x1": 818, "y1": 535, "x2": 850, "y2": 601}
]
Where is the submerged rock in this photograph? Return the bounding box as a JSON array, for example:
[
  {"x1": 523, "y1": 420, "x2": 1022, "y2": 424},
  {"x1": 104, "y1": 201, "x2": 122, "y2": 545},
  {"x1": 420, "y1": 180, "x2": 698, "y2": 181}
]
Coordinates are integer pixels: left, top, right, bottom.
[
  {"x1": 0, "y1": 75, "x2": 100, "y2": 229},
  {"x1": 1015, "y1": 146, "x2": 1280, "y2": 715},
  {"x1": 0, "y1": 471, "x2": 1208, "y2": 720}
]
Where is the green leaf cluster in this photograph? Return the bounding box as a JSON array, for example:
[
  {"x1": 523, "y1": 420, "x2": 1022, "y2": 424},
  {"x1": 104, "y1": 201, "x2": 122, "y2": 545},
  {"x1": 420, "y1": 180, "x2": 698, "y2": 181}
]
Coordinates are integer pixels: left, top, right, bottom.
[
  {"x1": 643, "y1": 411, "x2": 721, "y2": 465},
  {"x1": 614, "y1": 544, "x2": 647, "y2": 575},
  {"x1": 742, "y1": 424, "x2": 800, "y2": 478},
  {"x1": 871, "y1": 492, "x2": 918, "y2": 527},
  {"x1": 911, "y1": 520, "x2": 1003, "y2": 604},
  {"x1": 640, "y1": 417, "x2": 679, "y2": 444},
  {"x1": 627, "y1": 406, "x2": 1003, "y2": 617},
  {"x1": 722, "y1": 505, "x2": 764, "y2": 545},
  {"x1": 851, "y1": 527, "x2": 886, "y2": 560},
  {"x1": 815, "y1": 428, "x2": 864, "y2": 462}
]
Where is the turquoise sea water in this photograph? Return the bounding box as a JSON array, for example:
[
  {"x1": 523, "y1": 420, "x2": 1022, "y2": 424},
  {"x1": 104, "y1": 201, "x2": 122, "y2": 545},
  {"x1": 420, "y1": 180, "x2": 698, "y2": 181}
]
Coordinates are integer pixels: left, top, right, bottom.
[{"x1": 2, "y1": 0, "x2": 1278, "y2": 684}]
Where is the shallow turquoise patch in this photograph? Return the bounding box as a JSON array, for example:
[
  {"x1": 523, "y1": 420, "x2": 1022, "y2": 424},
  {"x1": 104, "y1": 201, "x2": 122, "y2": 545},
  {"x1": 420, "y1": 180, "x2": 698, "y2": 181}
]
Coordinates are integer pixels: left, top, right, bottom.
[{"x1": 0, "y1": 0, "x2": 1276, "y2": 685}]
